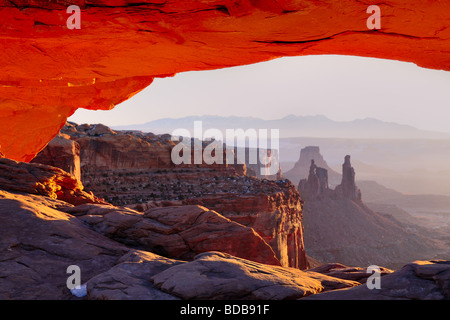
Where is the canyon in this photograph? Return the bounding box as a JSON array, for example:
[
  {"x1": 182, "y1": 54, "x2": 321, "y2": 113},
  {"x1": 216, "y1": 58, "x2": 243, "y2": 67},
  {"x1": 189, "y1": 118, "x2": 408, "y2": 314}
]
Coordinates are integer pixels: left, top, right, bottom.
[{"x1": 292, "y1": 147, "x2": 447, "y2": 269}]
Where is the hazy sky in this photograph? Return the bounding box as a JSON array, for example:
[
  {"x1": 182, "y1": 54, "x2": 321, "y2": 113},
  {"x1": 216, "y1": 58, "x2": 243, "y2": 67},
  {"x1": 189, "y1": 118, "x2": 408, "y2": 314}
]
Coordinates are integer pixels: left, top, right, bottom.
[{"x1": 69, "y1": 55, "x2": 450, "y2": 133}]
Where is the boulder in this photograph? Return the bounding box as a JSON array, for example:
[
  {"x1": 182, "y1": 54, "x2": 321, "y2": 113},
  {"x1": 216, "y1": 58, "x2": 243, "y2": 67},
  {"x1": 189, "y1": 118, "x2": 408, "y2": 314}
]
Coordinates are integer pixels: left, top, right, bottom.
[
  {"x1": 151, "y1": 251, "x2": 360, "y2": 300},
  {"x1": 86, "y1": 250, "x2": 182, "y2": 300},
  {"x1": 309, "y1": 263, "x2": 393, "y2": 284},
  {"x1": 63, "y1": 203, "x2": 281, "y2": 266},
  {"x1": 0, "y1": 158, "x2": 107, "y2": 206},
  {"x1": 86, "y1": 124, "x2": 117, "y2": 137},
  {"x1": 0, "y1": 190, "x2": 129, "y2": 299},
  {"x1": 305, "y1": 260, "x2": 450, "y2": 300}
]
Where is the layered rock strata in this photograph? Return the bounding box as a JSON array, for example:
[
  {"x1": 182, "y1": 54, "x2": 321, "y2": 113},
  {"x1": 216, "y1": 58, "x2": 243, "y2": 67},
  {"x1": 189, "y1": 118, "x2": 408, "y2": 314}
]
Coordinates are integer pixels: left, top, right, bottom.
[{"x1": 0, "y1": 158, "x2": 106, "y2": 206}]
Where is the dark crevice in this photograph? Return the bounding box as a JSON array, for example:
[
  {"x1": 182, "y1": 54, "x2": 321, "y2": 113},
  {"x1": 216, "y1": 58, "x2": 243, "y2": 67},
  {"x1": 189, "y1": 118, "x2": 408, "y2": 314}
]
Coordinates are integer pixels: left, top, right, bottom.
[
  {"x1": 253, "y1": 29, "x2": 440, "y2": 45},
  {"x1": 215, "y1": 5, "x2": 231, "y2": 16}
]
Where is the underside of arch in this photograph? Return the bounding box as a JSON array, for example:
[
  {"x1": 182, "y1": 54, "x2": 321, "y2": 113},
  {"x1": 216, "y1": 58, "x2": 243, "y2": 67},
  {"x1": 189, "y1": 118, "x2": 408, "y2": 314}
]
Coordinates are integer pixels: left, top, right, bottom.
[{"x1": 0, "y1": 0, "x2": 449, "y2": 161}]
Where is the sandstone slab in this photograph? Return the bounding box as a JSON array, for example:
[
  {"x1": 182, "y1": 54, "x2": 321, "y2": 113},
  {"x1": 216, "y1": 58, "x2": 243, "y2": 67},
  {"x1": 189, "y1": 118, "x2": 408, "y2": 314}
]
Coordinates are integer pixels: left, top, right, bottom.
[
  {"x1": 309, "y1": 263, "x2": 393, "y2": 284},
  {"x1": 151, "y1": 251, "x2": 360, "y2": 300},
  {"x1": 86, "y1": 250, "x2": 182, "y2": 300},
  {"x1": 0, "y1": 190, "x2": 129, "y2": 299},
  {"x1": 64, "y1": 203, "x2": 281, "y2": 266},
  {"x1": 305, "y1": 260, "x2": 450, "y2": 300}
]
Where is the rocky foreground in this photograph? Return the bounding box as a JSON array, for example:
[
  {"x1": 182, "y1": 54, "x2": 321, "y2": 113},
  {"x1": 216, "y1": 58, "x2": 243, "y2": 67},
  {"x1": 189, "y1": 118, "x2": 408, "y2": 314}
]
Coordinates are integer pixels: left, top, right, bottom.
[
  {"x1": 0, "y1": 158, "x2": 449, "y2": 300},
  {"x1": 0, "y1": 184, "x2": 356, "y2": 300}
]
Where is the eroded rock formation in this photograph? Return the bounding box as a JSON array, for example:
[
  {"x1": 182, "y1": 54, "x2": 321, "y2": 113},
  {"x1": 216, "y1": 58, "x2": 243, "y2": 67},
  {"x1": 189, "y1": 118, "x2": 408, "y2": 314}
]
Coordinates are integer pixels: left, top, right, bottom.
[
  {"x1": 0, "y1": 187, "x2": 356, "y2": 300},
  {"x1": 180, "y1": 182, "x2": 307, "y2": 269},
  {"x1": 150, "y1": 251, "x2": 358, "y2": 300},
  {"x1": 31, "y1": 133, "x2": 81, "y2": 181},
  {"x1": 298, "y1": 154, "x2": 443, "y2": 269},
  {"x1": 298, "y1": 159, "x2": 330, "y2": 200},
  {"x1": 1, "y1": 1, "x2": 449, "y2": 161},
  {"x1": 335, "y1": 155, "x2": 361, "y2": 201},
  {"x1": 0, "y1": 158, "x2": 106, "y2": 206},
  {"x1": 0, "y1": 189, "x2": 129, "y2": 299},
  {"x1": 284, "y1": 146, "x2": 341, "y2": 187},
  {"x1": 298, "y1": 154, "x2": 360, "y2": 201}
]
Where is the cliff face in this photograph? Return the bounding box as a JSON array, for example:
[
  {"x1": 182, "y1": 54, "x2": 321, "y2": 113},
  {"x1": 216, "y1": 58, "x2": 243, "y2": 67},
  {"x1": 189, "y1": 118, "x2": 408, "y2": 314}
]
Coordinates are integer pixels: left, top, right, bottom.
[
  {"x1": 1, "y1": 1, "x2": 450, "y2": 162},
  {"x1": 31, "y1": 133, "x2": 81, "y2": 182},
  {"x1": 180, "y1": 182, "x2": 307, "y2": 269}
]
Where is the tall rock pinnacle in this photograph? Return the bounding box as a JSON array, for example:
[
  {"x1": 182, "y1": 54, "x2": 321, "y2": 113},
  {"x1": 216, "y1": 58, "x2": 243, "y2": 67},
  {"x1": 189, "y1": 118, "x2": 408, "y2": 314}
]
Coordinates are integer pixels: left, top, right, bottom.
[
  {"x1": 298, "y1": 154, "x2": 361, "y2": 201},
  {"x1": 337, "y1": 155, "x2": 361, "y2": 201}
]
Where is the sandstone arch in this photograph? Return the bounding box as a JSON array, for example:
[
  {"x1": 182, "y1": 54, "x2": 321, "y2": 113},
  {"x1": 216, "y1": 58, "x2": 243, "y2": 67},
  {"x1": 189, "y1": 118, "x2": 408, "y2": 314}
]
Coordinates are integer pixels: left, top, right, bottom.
[{"x1": 0, "y1": 0, "x2": 449, "y2": 160}]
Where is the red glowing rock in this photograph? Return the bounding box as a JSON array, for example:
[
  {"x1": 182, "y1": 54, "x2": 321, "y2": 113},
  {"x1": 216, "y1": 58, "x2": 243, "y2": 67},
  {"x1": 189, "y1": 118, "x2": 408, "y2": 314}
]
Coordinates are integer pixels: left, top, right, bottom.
[{"x1": 0, "y1": 1, "x2": 449, "y2": 160}]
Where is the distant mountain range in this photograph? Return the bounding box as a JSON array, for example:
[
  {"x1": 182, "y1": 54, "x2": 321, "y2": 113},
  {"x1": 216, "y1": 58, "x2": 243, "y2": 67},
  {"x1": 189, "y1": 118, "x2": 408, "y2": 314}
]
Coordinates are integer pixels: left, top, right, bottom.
[{"x1": 113, "y1": 115, "x2": 450, "y2": 140}]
